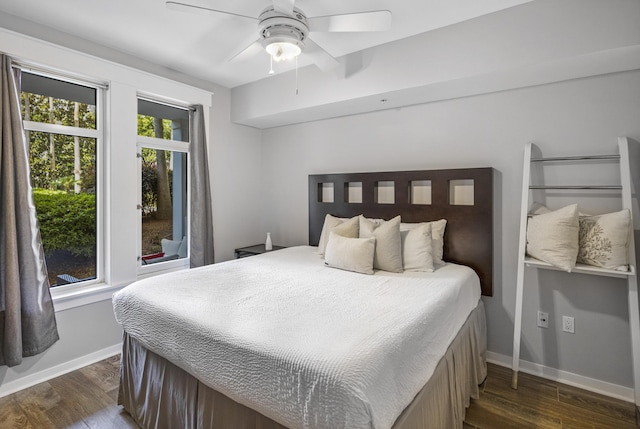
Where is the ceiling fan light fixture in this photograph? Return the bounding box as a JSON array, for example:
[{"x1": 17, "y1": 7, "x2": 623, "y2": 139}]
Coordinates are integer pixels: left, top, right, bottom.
[
  {"x1": 265, "y1": 39, "x2": 303, "y2": 61},
  {"x1": 259, "y1": 8, "x2": 308, "y2": 62}
]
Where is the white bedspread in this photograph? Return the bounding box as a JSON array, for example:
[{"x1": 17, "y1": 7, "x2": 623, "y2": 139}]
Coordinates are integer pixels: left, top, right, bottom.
[{"x1": 113, "y1": 246, "x2": 481, "y2": 429}]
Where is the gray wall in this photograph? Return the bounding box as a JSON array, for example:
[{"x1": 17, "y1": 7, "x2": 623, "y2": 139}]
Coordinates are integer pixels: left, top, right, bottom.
[
  {"x1": 0, "y1": 300, "x2": 122, "y2": 387},
  {"x1": 259, "y1": 70, "x2": 640, "y2": 388}
]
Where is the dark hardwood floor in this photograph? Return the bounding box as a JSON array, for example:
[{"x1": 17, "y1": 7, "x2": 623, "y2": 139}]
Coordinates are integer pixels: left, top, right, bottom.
[
  {"x1": 0, "y1": 356, "x2": 637, "y2": 428},
  {"x1": 465, "y1": 363, "x2": 638, "y2": 429},
  {"x1": 0, "y1": 355, "x2": 138, "y2": 428}
]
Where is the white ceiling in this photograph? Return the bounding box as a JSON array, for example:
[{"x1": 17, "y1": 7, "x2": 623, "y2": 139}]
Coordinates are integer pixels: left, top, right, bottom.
[{"x1": 0, "y1": 0, "x2": 533, "y2": 88}]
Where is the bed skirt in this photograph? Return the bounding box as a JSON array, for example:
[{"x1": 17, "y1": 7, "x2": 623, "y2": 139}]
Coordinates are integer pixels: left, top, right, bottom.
[{"x1": 118, "y1": 300, "x2": 486, "y2": 429}]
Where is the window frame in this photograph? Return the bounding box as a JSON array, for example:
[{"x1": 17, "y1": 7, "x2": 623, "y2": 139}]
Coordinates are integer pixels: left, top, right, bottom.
[
  {"x1": 136, "y1": 97, "x2": 192, "y2": 275},
  {"x1": 19, "y1": 68, "x2": 105, "y2": 295}
]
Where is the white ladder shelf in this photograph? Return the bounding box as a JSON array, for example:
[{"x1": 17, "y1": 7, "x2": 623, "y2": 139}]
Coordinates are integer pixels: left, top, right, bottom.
[{"x1": 511, "y1": 137, "x2": 640, "y2": 421}]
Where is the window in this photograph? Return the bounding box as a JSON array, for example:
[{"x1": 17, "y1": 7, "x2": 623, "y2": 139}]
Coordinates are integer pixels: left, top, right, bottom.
[
  {"x1": 137, "y1": 98, "x2": 190, "y2": 268},
  {"x1": 20, "y1": 71, "x2": 102, "y2": 288}
]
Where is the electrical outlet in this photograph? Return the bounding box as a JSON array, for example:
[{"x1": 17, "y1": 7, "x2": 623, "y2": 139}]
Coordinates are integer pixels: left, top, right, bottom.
[
  {"x1": 537, "y1": 311, "x2": 549, "y2": 328},
  {"x1": 562, "y1": 316, "x2": 575, "y2": 333}
]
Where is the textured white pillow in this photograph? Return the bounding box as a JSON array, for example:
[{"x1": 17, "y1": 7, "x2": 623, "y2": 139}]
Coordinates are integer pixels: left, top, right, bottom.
[
  {"x1": 359, "y1": 215, "x2": 403, "y2": 273},
  {"x1": 317, "y1": 215, "x2": 358, "y2": 255},
  {"x1": 324, "y1": 232, "x2": 375, "y2": 275},
  {"x1": 526, "y1": 204, "x2": 579, "y2": 272},
  {"x1": 401, "y1": 219, "x2": 447, "y2": 267},
  {"x1": 161, "y1": 238, "x2": 182, "y2": 256},
  {"x1": 401, "y1": 223, "x2": 434, "y2": 272},
  {"x1": 578, "y1": 209, "x2": 630, "y2": 271}
]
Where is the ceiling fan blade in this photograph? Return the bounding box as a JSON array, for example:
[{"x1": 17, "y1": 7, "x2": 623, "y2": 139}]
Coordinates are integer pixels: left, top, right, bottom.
[
  {"x1": 308, "y1": 10, "x2": 392, "y2": 32},
  {"x1": 271, "y1": 0, "x2": 295, "y2": 16},
  {"x1": 304, "y1": 39, "x2": 340, "y2": 72},
  {"x1": 166, "y1": 1, "x2": 257, "y2": 20},
  {"x1": 228, "y1": 39, "x2": 263, "y2": 62}
]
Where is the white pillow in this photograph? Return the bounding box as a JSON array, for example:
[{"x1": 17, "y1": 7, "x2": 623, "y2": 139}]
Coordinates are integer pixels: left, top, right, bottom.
[
  {"x1": 401, "y1": 219, "x2": 447, "y2": 267},
  {"x1": 577, "y1": 209, "x2": 630, "y2": 271},
  {"x1": 317, "y1": 214, "x2": 359, "y2": 255},
  {"x1": 401, "y1": 223, "x2": 434, "y2": 272},
  {"x1": 359, "y1": 215, "x2": 403, "y2": 273},
  {"x1": 161, "y1": 238, "x2": 182, "y2": 256},
  {"x1": 324, "y1": 232, "x2": 375, "y2": 275},
  {"x1": 526, "y1": 204, "x2": 579, "y2": 272}
]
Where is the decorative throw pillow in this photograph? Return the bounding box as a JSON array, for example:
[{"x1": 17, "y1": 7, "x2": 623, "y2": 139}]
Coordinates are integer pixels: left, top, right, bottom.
[
  {"x1": 401, "y1": 222, "x2": 434, "y2": 272},
  {"x1": 359, "y1": 215, "x2": 403, "y2": 273},
  {"x1": 161, "y1": 237, "x2": 183, "y2": 256},
  {"x1": 317, "y1": 215, "x2": 359, "y2": 255},
  {"x1": 526, "y1": 204, "x2": 579, "y2": 272},
  {"x1": 324, "y1": 232, "x2": 375, "y2": 275},
  {"x1": 577, "y1": 209, "x2": 630, "y2": 271},
  {"x1": 401, "y1": 219, "x2": 447, "y2": 267}
]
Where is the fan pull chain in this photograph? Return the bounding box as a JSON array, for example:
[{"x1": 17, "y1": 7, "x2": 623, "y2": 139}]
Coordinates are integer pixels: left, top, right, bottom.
[
  {"x1": 295, "y1": 56, "x2": 299, "y2": 95},
  {"x1": 268, "y1": 56, "x2": 275, "y2": 75}
]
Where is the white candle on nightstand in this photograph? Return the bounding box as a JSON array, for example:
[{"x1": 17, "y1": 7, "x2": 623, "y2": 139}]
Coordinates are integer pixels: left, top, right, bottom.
[{"x1": 265, "y1": 232, "x2": 273, "y2": 251}]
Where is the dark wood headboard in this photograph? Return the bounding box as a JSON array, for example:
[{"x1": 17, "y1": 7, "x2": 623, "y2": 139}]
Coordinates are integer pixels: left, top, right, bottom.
[{"x1": 309, "y1": 168, "x2": 494, "y2": 296}]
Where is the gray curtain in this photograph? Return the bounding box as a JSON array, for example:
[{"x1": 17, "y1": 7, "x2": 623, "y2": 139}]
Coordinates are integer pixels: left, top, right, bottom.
[
  {"x1": 0, "y1": 55, "x2": 59, "y2": 367},
  {"x1": 189, "y1": 105, "x2": 215, "y2": 267}
]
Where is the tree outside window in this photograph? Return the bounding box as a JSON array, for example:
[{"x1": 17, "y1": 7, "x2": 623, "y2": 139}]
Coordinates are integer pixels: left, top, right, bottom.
[
  {"x1": 137, "y1": 99, "x2": 189, "y2": 266},
  {"x1": 20, "y1": 72, "x2": 100, "y2": 287}
]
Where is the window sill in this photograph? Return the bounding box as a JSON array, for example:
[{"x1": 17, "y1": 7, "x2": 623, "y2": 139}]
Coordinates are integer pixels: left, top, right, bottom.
[
  {"x1": 138, "y1": 257, "x2": 190, "y2": 277},
  {"x1": 51, "y1": 260, "x2": 190, "y2": 312},
  {"x1": 52, "y1": 282, "x2": 127, "y2": 312}
]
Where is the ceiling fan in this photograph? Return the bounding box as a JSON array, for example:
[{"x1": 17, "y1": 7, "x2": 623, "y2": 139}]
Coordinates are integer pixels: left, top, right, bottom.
[{"x1": 166, "y1": 0, "x2": 392, "y2": 72}]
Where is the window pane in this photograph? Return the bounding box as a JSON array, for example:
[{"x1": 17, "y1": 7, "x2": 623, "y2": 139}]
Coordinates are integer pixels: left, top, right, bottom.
[
  {"x1": 28, "y1": 131, "x2": 97, "y2": 287},
  {"x1": 141, "y1": 148, "x2": 188, "y2": 265},
  {"x1": 137, "y1": 99, "x2": 189, "y2": 142},
  {"x1": 21, "y1": 72, "x2": 96, "y2": 129}
]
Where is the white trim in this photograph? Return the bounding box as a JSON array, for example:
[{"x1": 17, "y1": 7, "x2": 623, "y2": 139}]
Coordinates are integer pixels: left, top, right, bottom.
[
  {"x1": 0, "y1": 343, "x2": 122, "y2": 399},
  {"x1": 14, "y1": 59, "x2": 109, "y2": 89},
  {"x1": 137, "y1": 135, "x2": 189, "y2": 152},
  {"x1": 1, "y1": 27, "x2": 213, "y2": 106},
  {"x1": 137, "y1": 94, "x2": 194, "y2": 111},
  {"x1": 136, "y1": 262, "x2": 190, "y2": 279},
  {"x1": 488, "y1": 351, "x2": 635, "y2": 403},
  {"x1": 51, "y1": 282, "x2": 127, "y2": 312},
  {"x1": 23, "y1": 120, "x2": 100, "y2": 139}
]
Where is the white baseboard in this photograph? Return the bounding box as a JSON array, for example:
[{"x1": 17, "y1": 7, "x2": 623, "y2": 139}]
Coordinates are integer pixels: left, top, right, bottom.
[
  {"x1": 487, "y1": 351, "x2": 634, "y2": 403},
  {"x1": 0, "y1": 343, "x2": 122, "y2": 398}
]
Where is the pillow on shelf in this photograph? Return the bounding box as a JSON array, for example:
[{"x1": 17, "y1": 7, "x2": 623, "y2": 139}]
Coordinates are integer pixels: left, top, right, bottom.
[
  {"x1": 526, "y1": 204, "x2": 579, "y2": 272},
  {"x1": 401, "y1": 219, "x2": 447, "y2": 267},
  {"x1": 577, "y1": 209, "x2": 630, "y2": 271},
  {"x1": 529, "y1": 202, "x2": 589, "y2": 217},
  {"x1": 324, "y1": 232, "x2": 375, "y2": 275},
  {"x1": 359, "y1": 215, "x2": 403, "y2": 273},
  {"x1": 317, "y1": 214, "x2": 359, "y2": 255},
  {"x1": 401, "y1": 222, "x2": 434, "y2": 272}
]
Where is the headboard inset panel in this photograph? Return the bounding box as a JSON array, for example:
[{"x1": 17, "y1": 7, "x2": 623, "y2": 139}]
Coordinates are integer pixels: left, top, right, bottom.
[{"x1": 309, "y1": 168, "x2": 494, "y2": 296}]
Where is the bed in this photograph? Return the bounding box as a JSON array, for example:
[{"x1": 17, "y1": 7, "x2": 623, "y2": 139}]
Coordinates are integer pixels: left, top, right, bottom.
[{"x1": 113, "y1": 167, "x2": 494, "y2": 429}]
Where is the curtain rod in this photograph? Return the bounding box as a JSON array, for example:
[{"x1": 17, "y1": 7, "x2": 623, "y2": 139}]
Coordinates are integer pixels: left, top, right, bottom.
[
  {"x1": 11, "y1": 59, "x2": 198, "y2": 111},
  {"x1": 11, "y1": 60, "x2": 109, "y2": 90},
  {"x1": 138, "y1": 95, "x2": 196, "y2": 112}
]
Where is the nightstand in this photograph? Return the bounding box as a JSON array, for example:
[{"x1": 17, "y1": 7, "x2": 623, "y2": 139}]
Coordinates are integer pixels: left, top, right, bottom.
[{"x1": 234, "y1": 244, "x2": 285, "y2": 258}]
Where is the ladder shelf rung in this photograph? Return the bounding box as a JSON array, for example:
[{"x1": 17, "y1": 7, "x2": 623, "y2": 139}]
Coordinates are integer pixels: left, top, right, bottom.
[
  {"x1": 528, "y1": 185, "x2": 622, "y2": 190},
  {"x1": 530, "y1": 154, "x2": 620, "y2": 162},
  {"x1": 523, "y1": 256, "x2": 635, "y2": 278}
]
